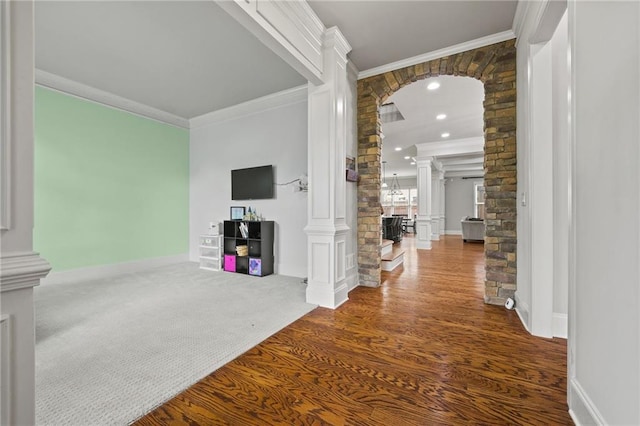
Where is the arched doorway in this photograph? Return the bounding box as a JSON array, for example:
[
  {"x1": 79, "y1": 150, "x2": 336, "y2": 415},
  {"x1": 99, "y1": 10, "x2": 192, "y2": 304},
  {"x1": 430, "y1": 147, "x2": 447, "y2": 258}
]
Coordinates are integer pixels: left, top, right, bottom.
[{"x1": 356, "y1": 39, "x2": 517, "y2": 304}]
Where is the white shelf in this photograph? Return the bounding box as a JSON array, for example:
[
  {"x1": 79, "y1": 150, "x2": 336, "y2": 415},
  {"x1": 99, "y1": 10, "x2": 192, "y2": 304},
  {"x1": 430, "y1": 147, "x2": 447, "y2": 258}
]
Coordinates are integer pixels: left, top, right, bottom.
[{"x1": 199, "y1": 234, "x2": 222, "y2": 272}]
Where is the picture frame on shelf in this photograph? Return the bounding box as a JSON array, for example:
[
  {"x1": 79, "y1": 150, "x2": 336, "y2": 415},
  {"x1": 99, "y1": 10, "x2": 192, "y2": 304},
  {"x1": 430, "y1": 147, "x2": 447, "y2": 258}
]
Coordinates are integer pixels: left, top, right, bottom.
[{"x1": 230, "y1": 206, "x2": 245, "y2": 220}]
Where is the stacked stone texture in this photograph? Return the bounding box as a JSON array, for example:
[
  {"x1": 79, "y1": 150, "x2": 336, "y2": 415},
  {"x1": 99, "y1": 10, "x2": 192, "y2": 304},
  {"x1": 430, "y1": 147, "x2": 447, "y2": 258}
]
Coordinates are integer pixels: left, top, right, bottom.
[{"x1": 356, "y1": 39, "x2": 517, "y2": 304}]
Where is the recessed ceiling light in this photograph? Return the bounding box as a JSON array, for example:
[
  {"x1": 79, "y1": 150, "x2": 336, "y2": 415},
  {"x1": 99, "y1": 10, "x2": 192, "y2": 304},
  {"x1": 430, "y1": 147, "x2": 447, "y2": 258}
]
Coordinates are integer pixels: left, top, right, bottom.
[
  {"x1": 395, "y1": 147, "x2": 402, "y2": 151},
  {"x1": 436, "y1": 113, "x2": 447, "y2": 120},
  {"x1": 441, "y1": 132, "x2": 450, "y2": 138},
  {"x1": 404, "y1": 156, "x2": 410, "y2": 160},
  {"x1": 427, "y1": 81, "x2": 440, "y2": 90},
  {"x1": 410, "y1": 162, "x2": 416, "y2": 165}
]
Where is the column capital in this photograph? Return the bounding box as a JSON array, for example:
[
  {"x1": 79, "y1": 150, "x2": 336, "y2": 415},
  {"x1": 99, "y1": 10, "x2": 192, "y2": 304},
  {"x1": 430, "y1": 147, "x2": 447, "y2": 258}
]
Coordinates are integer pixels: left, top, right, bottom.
[
  {"x1": 415, "y1": 156, "x2": 433, "y2": 165},
  {"x1": 323, "y1": 26, "x2": 352, "y2": 61}
]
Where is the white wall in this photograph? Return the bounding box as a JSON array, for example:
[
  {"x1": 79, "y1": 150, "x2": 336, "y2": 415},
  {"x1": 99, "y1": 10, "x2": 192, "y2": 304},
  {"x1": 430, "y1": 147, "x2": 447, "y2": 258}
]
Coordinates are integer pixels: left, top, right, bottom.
[
  {"x1": 189, "y1": 99, "x2": 308, "y2": 278},
  {"x1": 444, "y1": 177, "x2": 476, "y2": 233},
  {"x1": 568, "y1": 1, "x2": 640, "y2": 424},
  {"x1": 551, "y1": 12, "x2": 569, "y2": 331}
]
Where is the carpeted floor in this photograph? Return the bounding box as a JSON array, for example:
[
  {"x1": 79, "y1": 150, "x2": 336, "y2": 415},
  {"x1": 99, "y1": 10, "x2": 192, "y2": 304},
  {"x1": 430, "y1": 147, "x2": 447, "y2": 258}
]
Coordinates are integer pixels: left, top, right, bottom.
[{"x1": 34, "y1": 262, "x2": 316, "y2": 426}]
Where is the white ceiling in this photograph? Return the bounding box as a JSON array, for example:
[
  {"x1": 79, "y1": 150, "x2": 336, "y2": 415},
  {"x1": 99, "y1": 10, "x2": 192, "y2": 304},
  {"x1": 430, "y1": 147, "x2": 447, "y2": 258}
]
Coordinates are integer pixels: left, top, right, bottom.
[
  {"x1": 35, "y1": 1, "x2": 307, "y2": 119},
  {"x1": 382, "y1": 75, "x2": 485, "y2": 178},
  {"x1": 307, "y1": 1, "x2": 517, "y2": 71}
]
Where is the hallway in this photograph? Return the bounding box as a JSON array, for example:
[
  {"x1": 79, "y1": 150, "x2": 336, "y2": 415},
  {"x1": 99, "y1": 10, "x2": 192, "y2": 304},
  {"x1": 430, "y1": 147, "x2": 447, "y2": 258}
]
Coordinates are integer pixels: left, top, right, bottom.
[{"x1": 137, "y1": 236, "x2": 571, "y2": 425}]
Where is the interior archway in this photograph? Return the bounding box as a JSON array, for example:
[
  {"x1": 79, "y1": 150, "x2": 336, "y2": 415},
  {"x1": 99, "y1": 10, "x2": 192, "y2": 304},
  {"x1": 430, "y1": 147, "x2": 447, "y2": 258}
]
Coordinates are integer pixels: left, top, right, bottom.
[{"x1": 356, "y1": 39, "x2": 517, "y2": 304}]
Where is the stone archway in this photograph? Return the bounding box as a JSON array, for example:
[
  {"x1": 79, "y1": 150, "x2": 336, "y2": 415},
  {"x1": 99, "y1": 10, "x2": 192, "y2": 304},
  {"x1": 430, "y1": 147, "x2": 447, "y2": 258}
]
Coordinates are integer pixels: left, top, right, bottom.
[{"x1": 356, "y1": 39, "x2": 516, "y2": 304}]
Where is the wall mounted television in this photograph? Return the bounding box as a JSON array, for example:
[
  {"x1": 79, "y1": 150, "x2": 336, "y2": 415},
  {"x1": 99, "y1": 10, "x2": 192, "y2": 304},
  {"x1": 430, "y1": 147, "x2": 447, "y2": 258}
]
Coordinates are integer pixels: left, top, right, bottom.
[{"x1": 231, "y1": 165, "x2": 274, "y2": 200}]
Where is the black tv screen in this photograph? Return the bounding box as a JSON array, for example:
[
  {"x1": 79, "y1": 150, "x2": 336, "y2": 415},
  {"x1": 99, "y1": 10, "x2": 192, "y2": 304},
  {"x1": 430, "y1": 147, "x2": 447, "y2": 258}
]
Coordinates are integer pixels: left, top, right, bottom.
[{"x1": 231, "y1": 165, "x2": 274, "y2": 200}]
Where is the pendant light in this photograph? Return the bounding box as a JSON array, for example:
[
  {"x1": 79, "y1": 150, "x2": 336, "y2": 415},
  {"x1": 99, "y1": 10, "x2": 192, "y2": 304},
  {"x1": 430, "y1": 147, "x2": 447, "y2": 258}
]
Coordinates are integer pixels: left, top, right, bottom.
[
  {"x1": 390, "y1": 173, "x2": 402, "y2": 195},
  {"x1": 381, "y1": 161, "x2": 388, "y2": 188}
]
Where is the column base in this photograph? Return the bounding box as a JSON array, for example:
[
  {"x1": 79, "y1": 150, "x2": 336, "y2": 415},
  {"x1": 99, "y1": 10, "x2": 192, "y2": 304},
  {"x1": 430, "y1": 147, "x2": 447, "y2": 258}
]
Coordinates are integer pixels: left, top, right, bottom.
[
  {"x1": 304, "y1": 225, "x2": 350, "y2": 308},
  {"x1": 415, "y1": 218, "x2": 432, "y2": 250},
  {"x1": 306, "y1": 282, "x2": 349, "y2": 309},
  {"x1": 431, "y1": 218, "x2": 440, "y2": 240}
]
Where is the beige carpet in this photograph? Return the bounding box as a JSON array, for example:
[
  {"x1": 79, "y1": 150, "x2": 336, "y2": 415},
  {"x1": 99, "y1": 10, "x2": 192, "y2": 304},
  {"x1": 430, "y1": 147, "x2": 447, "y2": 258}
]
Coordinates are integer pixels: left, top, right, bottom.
[{"x1": 35, "y1": 262, "x2": 316, "y2": 426}]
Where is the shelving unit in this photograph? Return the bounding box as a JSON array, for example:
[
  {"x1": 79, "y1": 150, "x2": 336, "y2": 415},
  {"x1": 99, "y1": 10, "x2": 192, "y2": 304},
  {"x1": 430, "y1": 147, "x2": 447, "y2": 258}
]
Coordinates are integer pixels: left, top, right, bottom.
[
  {"x1": 199, "y1": 234, "x2": 223, "y2": 271},
  {"x1": 223, "y1": 220, "x2": 274, "y2": 277}
]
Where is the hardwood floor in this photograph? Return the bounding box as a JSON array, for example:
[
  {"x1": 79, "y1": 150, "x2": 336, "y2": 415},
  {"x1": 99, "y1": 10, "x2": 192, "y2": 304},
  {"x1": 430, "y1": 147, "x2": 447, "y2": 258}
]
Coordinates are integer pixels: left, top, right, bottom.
[{"x1": 135, "y1": 235, "x2": 571, "y2": 425}]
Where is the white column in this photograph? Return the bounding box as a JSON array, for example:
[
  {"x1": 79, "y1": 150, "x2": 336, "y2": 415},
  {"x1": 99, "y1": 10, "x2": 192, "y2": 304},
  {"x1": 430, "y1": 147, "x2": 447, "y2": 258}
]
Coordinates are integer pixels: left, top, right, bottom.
[
  {"x1": 0, "y1": 2, "x2": 51, "y2": 425},
  {"x1": 430, "y1": 170, "x2": 440, "y2": 240},
  {"x1": 439, "y1": 172, "x2": 446, "y2": 235},
  {"x1": 415, "y1": 158, "x2": 432, "y2": 250},
  {"x1": 305, "y1": 27, "x2": 351, "y2": 308}
]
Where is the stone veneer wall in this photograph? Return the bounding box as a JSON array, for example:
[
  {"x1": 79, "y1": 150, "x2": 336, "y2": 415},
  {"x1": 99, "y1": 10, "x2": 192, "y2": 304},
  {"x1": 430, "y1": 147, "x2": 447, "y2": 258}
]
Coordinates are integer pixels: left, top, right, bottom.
[{"x1": 356, "y1": 39, "x2": 517, "y2": 305}]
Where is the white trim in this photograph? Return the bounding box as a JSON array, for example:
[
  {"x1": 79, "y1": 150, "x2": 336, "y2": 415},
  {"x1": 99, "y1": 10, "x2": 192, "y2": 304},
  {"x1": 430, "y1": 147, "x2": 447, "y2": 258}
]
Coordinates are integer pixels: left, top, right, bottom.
[
  {"x1": 416, "y1": 137, "x2": 484, "y2": 158},
  {"x1": 346, "y1": 59, "x2": 359, "y2": 80},
  {"x1": 569, "y1": 378, "x2": 606, "y2": 425},
  {"x1": 512, "y1": 0, "x2": 531, "y2": 42},
  {"x1": 514, "y1": 293, "x2": 531, "y2": 333},
  {"x1": 0, "y1": 314, "x2": 11, "y2": 426},
  {"x1": 41, "y1": 254, "x2": 189, "y2": 286},
  {"x1": 35, "y1": 69, "x2": 189, "y2": 129},
  {"x1": 216, "y1": 0, "x2": 324, "y2": 85},
  {"x1": 553, "y1": 313, "x2": 568, "y2": 339},
  {"x1": 189, "y1": 84, "x2": 308, "y2": 128},
  {"x1": 324, "y1": 26, "x2": 352, "y2": 59},
  {"x1": 444, "y1": 230, "x2": 462, "y2": 235},
  {"x1": 275, "y1": 262, "x2": 307, "y2": 279},
  {"x1": 0, "y1": 0, "x2": 11, "y2": 231},
  {"x1": 358, "y1": 30, "x2": 515, "y2": 79},
  {"x1": 444, "y1": 170, "x2": 485, "y2": 178},
  {"x1": 0, "y1": 252, "x2": 51, "y2": 292},
  {"x1": 345, "y1": 269, "x2": 359, "y2": 292}
]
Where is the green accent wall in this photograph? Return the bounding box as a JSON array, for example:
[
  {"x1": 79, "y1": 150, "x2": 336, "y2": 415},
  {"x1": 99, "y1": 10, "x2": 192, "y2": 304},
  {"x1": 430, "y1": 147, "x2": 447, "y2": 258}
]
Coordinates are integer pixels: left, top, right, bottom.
[{"x1": 34, "y1": 87, "x2": 189, "y2": 271}]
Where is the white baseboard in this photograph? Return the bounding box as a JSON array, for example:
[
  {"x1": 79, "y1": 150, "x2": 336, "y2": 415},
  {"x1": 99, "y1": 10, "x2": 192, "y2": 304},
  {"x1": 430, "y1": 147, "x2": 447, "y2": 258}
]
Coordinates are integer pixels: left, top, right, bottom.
[
  {"x1": 569, "y1": 378, "x2": 605, "y2": 425},
  {"x1": 514, "y1": 293, "x2": 531, "y2": 333},
  {"x1": 445, "y1": 230, "x2": 462, "y2": 235},
  {"x1": 553, "y1": 313, "x2": 568, "y2": 339},
  {"x1": 276, "y1": 262, "x2": 307, "y2": 279},
  {"x1": 41, "y1": 254, "x2": 189, "y2": 285},
  {"x1": 345, "y1": 267, "x2": 359, "y2": 292}
]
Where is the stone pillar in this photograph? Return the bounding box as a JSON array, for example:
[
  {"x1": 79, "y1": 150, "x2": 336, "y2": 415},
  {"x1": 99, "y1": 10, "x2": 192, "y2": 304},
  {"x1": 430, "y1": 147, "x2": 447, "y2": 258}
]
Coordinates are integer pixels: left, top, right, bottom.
[
  {"x1": 0, "y1": 2, "x2": 51, "y2": 424},
  {"x1": 305, "y1": 27, "x2": 352, "y2": 308},
  {"x1": 415, "y1": 158, "x2": 432, "y2": 250},
  {"x1": 431, "y1": 170, "x2": 440, "y2": 240},
  {"x1": 439, "y1": 172, "x2": 446, "y2": 235}
]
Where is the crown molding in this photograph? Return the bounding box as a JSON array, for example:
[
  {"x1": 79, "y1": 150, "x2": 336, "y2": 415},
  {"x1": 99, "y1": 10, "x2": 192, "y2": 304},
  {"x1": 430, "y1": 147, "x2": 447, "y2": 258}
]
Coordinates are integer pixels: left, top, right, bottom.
[
  {"x1": 512, "y1": 0, "x2": 531, "y2": 43},
  {"x1": 358, "y1": 30, "x2": 516, "y2": 80},
  {"x1": 347, "y1": 59, "x2": 359, "y2": 81},
  {"x1": 189, "y1": 84, "x2": 308, "y2": 129},
  {"x1": 416, "y1": 137, "x2": 484, "y2": 158},
  {"x1": 35, "y1": 69, "x2": 189, "y2": 129},
  {"x1": 324, "y1": 26, "x2": 352, "y2": 59}
]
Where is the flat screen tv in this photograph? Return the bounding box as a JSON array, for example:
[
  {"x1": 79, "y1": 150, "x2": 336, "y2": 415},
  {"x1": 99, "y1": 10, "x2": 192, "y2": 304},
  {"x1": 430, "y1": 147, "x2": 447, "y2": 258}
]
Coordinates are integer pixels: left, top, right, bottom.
[{"x1": 231, "y1": 165, "x2": 274, "y2": 200}]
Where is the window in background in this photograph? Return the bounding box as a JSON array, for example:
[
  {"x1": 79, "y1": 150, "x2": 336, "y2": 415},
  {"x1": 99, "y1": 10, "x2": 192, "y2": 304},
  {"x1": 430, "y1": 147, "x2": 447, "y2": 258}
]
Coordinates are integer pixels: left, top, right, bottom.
[
  {"x1": 474, "y1": 182, "x2": 485, "y2": 219},
  {"x1": 382, "y1": 188, "x2": 417, "y2": 218}
]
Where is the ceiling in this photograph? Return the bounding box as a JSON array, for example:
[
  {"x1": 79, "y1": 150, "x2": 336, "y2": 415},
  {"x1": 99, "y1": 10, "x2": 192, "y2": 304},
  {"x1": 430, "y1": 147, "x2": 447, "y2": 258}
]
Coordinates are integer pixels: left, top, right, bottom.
[
  {"x1": 35, "y1": 1, "x2": 307, "y2": 119},
  {"x1": 35, "y1": 1, "x2": 517, "y2": 176},
  {"x1": 307, "y1": 1, "x2": 517, "y2": 71},
  {"x1": 381, "y1": 75, "x2": 485, "y2": 178}
]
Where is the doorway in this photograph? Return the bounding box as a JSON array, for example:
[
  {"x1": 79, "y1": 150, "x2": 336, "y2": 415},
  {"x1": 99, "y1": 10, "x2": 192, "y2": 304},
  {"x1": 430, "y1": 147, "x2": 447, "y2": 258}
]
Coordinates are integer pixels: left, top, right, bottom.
[{"x1": 356, "y1": 40, "x2": 517, "y2": 305}]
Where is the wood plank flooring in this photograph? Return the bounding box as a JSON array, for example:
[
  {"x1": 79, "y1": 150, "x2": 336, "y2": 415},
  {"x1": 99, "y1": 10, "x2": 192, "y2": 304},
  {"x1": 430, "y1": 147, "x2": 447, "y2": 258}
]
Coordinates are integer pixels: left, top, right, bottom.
[{"x1": 135, "y1": 235, "x2": 571, "y2": 425}]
